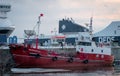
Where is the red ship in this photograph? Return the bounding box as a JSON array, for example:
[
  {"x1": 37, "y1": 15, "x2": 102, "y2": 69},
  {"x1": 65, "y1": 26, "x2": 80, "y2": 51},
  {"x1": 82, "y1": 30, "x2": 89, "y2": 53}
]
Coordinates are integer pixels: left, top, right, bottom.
[
  {"x1": 9, "y1": 16, "x2": 114, "y2": 70},
  {"x1": 9, "y1": 32, "x2": 114, "y2": 70}
]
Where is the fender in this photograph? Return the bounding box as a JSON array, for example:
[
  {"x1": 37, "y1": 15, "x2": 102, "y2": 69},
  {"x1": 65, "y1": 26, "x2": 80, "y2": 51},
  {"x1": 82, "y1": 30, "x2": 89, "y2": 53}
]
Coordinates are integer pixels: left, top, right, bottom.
[
  {"x1": 52, "y1": 57, "x2": 58, "y2": 61},
  {"x1": 83, "y1": 60, "x2": 88, "y2": 64},
  {"x1": 68, "y1": 57, "x2": 73, "y2": 63}
]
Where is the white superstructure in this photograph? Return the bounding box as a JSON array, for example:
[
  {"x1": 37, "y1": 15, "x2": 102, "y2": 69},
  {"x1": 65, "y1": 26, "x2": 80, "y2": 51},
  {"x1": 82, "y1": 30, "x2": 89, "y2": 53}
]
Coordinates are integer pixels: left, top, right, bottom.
[
  {"x1": 76, "y1": 32, "x2": 112, "y2": 56},
  {"x1": 0, "y1": 0, "x2": 15, "y2": 37}
]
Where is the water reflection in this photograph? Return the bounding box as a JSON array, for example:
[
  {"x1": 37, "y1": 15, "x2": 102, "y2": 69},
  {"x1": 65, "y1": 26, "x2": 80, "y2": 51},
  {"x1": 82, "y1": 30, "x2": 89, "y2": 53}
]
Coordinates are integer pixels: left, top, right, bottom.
[{"x1": 10, "y1": 66, "x2": 120, "y2": 76}]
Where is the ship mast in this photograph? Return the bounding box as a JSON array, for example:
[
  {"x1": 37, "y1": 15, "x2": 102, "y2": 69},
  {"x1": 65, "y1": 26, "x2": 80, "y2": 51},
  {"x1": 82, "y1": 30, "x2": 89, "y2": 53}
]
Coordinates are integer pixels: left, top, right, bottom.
[
  {"x1": 36, "y1": 13, "x2": 43, "y2": 49},
  {"x1": 89, "y1": 17, "x2": 93, "y2": 41},
  {"x1": 89, "y1": 17, "x2": 93, "y2": 35},
  {"x1": 85, "y1": 17, "x2": 93, "y2": 41}
]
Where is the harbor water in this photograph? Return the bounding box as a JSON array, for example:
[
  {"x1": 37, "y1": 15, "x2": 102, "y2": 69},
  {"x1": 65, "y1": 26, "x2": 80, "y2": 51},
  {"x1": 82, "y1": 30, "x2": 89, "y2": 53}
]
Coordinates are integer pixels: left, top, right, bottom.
[{"x1": 6, "y1": 66, "x2": 120, "y2": 76}]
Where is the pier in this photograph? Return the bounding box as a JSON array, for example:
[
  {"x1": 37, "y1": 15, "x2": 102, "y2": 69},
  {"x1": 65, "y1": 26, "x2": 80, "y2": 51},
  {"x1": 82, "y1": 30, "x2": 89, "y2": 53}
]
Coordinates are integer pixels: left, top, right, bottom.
[
  {"x1": 0, "y1": 46, "x2": 15, "y2": 75},
  {"x1": 112, "y1": 46, "x2": 120, "y2": 65}
]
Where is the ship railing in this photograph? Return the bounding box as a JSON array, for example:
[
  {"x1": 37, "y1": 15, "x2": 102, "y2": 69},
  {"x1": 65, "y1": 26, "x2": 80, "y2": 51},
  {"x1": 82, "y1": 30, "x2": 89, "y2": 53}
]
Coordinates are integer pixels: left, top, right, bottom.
[{"x1": 38, "y1": 45, "x2": 76, "y2": 49}]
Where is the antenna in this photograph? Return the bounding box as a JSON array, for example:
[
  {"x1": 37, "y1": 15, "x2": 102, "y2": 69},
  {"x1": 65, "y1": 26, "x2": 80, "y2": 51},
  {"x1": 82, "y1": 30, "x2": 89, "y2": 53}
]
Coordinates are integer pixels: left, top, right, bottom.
[{"x1": 24, "y1": 30, "x2": 36, "y2": 38}]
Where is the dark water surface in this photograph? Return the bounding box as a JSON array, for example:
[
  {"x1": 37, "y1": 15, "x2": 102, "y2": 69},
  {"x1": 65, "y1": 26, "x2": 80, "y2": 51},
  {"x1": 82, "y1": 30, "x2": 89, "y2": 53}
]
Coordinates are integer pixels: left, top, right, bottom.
[{"x1": 7, "y1": 66, "x2": 120, "y2": 76}]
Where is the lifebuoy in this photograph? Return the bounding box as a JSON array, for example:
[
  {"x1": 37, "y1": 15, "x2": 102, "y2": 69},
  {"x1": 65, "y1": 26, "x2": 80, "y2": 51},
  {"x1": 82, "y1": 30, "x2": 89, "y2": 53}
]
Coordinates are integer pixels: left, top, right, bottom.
[
  {"x1": 68, "y1": 57, "x2": 73, "y2": 63},
  {"x1": 52, "y1": 57, "x2": 58, "y2": 61},
  {"x1": 83, "y1": 60, "x2": 88, "y2": 64}
]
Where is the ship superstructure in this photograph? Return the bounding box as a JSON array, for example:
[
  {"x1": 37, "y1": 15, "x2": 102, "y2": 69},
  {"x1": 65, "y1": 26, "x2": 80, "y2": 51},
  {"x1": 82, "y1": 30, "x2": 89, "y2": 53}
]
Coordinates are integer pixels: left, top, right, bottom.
[{"x1": 0, "y1": 0, "x2": 15, "y2": 44}]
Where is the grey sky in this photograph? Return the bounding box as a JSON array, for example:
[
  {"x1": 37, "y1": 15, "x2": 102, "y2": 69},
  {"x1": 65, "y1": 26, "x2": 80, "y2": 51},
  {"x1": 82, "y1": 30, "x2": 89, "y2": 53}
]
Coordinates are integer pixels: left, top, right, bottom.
[{"x1": 7, "y1": 0, "x2": 120, "y2": 38}]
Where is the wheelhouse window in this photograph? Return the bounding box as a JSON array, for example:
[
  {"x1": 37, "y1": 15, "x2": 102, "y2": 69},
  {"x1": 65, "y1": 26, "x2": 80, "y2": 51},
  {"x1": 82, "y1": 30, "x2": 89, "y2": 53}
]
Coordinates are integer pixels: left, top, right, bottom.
[{"x1": 77, "y1": 42, "x2": 91, "y2": 46}]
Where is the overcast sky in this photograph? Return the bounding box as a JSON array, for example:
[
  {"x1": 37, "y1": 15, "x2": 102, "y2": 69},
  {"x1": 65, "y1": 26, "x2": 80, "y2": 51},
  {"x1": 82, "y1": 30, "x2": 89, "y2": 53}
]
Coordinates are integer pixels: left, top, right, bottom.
[{"x1": 6, "y1": 0, "x2": 120, "y2": 38}]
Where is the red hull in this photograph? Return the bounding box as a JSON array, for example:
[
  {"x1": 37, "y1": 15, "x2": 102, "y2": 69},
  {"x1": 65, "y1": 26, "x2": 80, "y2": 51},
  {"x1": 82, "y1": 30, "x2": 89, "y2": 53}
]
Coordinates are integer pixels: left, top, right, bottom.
[{"x1": 10, "y1": 44, "x2": 114, "y2": 70}]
